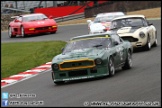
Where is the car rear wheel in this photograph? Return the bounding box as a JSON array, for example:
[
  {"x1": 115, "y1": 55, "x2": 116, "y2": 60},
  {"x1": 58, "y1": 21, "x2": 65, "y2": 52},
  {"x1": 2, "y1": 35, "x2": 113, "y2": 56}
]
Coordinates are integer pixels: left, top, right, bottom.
[
  {"x1": 144, "y1": 36, "x2": 151, "y2": 50},
  {"x1": 8, "y1": 26, "x2": 16, "y2": 38},
  {"x1": 108, "y1": 57, "x2": 115, "y2": 76},
  {"x1": 122, "y1": 50, "x2": 132, "y2": 70}
]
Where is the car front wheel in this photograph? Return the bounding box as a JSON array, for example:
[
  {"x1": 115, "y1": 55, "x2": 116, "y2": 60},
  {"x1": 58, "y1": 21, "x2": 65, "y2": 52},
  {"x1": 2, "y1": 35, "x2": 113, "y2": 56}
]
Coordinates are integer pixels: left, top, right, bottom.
[
  {"x1": 8, "y1": 26, "x2": 16, "y2": 38},
  {"x1": 122, "y1": 51, "x2": 132, "y2": 70},
  {"x1": 51, "y1": 71, "x2": 54, "y2": 80},
  {"x1": 152, "y1": 32, "x2": 158, "y2": 47},
  {"x1": 144, "y1": 36, "x2": 151, "y2": 50},
  {"x1": 21, "y1": 26, "x2": 26, "y2": 37},
  {"x1": 108, "y1": 57, "x2": 115, "y2": 76}
]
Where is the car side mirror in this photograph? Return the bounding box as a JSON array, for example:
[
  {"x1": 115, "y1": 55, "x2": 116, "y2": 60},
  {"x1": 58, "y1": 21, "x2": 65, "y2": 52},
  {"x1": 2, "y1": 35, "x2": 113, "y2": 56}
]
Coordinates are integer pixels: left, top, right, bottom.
[
  {"x1": 114, "y1": 41, "x2": 119, "y2": 45},
  {"x1": 87, "y1": 20, "x2": 92, "y2": 23},
  {"x1": 49, "y1": 15, "x2": 53, "y2": 19}
]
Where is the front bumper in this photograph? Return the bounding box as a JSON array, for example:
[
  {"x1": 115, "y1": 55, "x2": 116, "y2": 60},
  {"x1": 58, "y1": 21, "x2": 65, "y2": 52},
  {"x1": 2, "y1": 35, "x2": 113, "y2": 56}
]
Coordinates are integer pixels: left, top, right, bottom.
[
  {"x1": 120, "y1": 35, "x2": 148, "y2": 48},
  {"x1": 131, "y1": 41, "x2": 147, "y2": 48},
  {"x1": 53, "y1": 65, "x2": 108, "y2": 82},
  {"x1": 25, "y1": 26, "x2": 57, "y2": 35}
]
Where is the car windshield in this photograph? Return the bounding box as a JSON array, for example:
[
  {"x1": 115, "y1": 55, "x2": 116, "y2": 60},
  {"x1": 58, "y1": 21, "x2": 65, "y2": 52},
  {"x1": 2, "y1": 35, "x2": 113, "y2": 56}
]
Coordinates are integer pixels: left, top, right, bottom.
[
  {"x1": 23, "y1": 14, "x2": 48, "y2": 22},
  {"x1": 63, "y1": 38, "x2": 111, "y2": 53},
  {"x1": 110, "y1": 17, "x2": 145, "y2": 29},
  {"x1": 93, "y1": 15, "x2": 124, "y2": 23}
]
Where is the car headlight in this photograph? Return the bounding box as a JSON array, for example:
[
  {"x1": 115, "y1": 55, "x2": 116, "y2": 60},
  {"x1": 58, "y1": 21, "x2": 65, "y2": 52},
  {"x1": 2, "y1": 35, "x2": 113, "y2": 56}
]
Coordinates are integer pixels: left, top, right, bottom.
[
  {"x1": 52, "y1": 63, "x2": 59, "y2": 70},
  {"x1": 95, "y1": 58, "x2": 102, "y2": 65},
  {"x1": 139, "y1": 32, "x2": 145, "y2": 38}
]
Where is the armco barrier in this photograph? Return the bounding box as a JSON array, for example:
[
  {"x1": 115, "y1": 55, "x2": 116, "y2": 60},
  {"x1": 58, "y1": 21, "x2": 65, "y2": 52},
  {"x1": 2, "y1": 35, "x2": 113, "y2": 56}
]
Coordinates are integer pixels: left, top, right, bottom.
[{"x1": 54, "y1": 13, "x2": 84, "y2": 22}]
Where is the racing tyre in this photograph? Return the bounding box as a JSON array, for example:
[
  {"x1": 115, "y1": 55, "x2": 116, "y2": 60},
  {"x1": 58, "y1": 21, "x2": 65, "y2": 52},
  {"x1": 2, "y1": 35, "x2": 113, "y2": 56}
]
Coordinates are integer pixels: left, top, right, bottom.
[
  {"x1": 8, "y1": 26, "x2": 16, "y2": 38},
  {"x1": 152, "y1": 32, "x2": 158, "y2": 47},
  {"x1": 51, "y1": 72, "x2": 54, "y2": 80},
  {"x1": 144, "y1": 36, "x2": 151, "y2": 50},
  {"x1": 108, "y1": 57, "x2": 115, "y2": 77},
  {"x1": 21, "y1": 26, "x2": 26, "y2": 37},
  {"x1": 122, "y1": 51, "x2": 132, "y2": 70}
]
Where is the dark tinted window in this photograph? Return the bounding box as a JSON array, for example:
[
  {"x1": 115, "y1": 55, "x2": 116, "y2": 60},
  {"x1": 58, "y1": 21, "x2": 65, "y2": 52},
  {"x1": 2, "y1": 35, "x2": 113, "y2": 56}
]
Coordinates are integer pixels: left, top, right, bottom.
[
  {"x1": 23, "y1": 14, "x2": 48, "y2": 22},
  {"x1": 111, "y1": 17, "x2": 146, "y2": 29},
  {"x1": 63, "y1": 38, "x2": 112, "y2": 53},
  {"x1": 16, "y1": 16, "x2": 22, "y2": 21}
]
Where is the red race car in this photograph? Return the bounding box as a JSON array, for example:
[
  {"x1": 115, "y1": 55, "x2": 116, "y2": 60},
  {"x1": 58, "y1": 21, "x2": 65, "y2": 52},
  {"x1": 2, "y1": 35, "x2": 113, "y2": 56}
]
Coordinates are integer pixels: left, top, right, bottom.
[{"x1": 8, "y1": 13, "x2": 58, "y2": 38}]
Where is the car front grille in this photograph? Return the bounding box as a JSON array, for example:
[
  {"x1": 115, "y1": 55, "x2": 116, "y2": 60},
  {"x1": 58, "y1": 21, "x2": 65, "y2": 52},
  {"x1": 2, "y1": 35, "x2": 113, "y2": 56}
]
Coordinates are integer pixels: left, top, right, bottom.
[
  {"x1": 68, "y1": 70, "x2": 88, "y2": 77},
  {"x1": 121, "y1": 36, "x2": 138, "y2": 42},
  {"x1": 59, "y1": 59, "x2": 95, "y2": 71},
  {"x1": 14, "y1": 28, "x2": 18, "y2": 32}
]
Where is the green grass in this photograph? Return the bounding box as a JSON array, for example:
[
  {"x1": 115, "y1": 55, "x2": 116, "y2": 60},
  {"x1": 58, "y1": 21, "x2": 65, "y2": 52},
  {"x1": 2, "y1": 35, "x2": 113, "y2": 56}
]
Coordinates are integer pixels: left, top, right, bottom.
[{"x1": 1, "y1": 41, "x2": 67, "y2": 78}]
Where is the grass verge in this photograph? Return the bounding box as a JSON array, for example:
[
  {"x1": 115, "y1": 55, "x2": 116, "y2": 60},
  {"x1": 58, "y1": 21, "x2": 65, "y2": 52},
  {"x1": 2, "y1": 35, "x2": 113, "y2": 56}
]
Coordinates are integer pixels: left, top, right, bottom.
[{"x1": 1, "y1": 41, "x2": 67, "y2": 78}]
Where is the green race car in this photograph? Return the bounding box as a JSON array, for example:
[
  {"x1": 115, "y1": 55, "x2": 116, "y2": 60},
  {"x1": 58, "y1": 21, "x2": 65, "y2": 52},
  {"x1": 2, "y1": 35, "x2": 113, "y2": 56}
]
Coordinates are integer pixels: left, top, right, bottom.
[{"x1": 51, "y1": 32, "x2": 133, "y2": 85}]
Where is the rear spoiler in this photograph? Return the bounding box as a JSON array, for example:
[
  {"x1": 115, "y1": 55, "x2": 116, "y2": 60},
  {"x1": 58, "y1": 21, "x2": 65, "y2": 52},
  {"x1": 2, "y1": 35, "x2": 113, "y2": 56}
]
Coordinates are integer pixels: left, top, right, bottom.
[{"x1": 11, "y1": 16, "x2": 18, "y2": 19}]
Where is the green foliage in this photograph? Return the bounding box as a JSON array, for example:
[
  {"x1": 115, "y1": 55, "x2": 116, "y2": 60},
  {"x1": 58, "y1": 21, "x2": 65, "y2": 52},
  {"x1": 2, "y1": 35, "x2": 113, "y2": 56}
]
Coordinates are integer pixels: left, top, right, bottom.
[{"x1": 1, "y1": 41, "x2": 67, "y2": 78}]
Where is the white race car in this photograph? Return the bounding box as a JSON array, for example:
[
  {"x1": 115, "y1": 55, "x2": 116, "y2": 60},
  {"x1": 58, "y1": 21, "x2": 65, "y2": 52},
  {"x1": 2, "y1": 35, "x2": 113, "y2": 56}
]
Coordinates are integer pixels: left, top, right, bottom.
[
  {"x1": 110, "y1": 15, "x2": 157, "y2": 50},
  {"x1": 87, "y1": 12, "x2": 125, "y2": 34}
]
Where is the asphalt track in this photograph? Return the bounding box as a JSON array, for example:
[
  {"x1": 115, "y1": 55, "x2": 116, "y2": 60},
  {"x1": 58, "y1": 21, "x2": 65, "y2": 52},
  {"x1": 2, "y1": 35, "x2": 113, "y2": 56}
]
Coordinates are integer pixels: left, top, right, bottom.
[{"x1": 1, "y1": 20, "x2": 161, "y2": 107}]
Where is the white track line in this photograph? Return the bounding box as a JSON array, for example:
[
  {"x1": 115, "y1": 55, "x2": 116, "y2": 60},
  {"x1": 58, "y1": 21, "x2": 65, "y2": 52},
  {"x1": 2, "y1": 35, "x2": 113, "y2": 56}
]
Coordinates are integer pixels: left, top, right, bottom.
[{"x1": 10, "y1": 74, "x2": 33, "y2": 78}]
